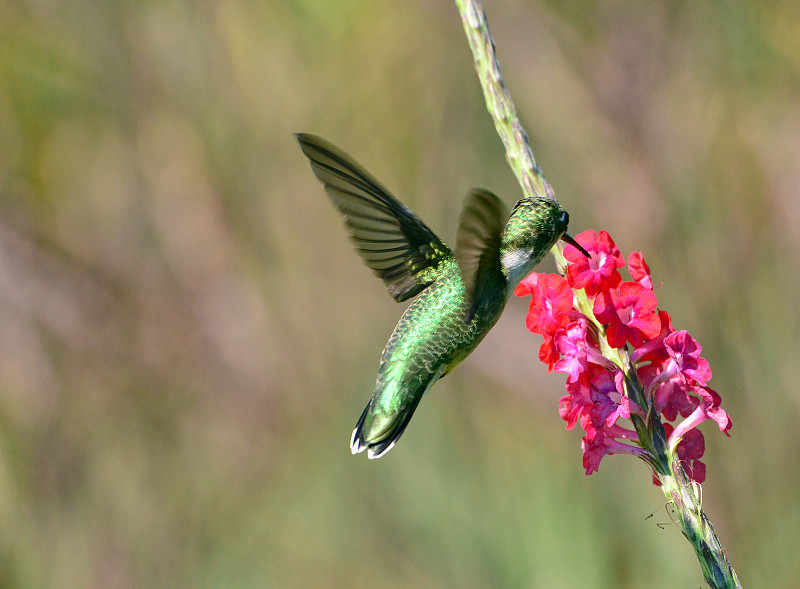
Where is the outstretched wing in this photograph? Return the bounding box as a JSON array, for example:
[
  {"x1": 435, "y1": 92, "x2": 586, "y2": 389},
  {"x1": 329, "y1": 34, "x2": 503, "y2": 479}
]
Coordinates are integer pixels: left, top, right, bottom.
[
  {"x1": 296, "y1": 133, "x2": 452, "y2": 302},
  {"x1": 455, "y1": 189, "x2": 508, "y2": 323}
]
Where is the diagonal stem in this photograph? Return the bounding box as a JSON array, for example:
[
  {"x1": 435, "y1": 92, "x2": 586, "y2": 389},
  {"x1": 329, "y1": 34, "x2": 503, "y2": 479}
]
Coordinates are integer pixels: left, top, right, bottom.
[
  {"x1": 657, "y1": 460, "x2": 742, "y2": 588},
  {"x1": 454, "y1": 0, "x2": 555, "y2": 202}
]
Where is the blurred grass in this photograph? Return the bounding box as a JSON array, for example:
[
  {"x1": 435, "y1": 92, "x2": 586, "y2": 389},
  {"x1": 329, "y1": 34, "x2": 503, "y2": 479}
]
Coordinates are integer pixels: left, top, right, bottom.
[{"x1": 1, "y1": 0, "x2": 798, "y2": 587}]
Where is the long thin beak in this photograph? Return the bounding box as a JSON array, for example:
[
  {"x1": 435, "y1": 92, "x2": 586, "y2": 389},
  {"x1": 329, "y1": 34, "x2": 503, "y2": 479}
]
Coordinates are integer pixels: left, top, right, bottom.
[{"x1": 561, "y1": 233, "x2": 591, "y2": 258}]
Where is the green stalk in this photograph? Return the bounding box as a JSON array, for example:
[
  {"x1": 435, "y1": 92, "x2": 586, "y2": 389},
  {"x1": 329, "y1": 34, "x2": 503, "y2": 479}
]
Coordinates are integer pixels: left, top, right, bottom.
[
  {"x1": 656, "y1": 461, "x2": 742, "y2": 588},
  {"x1": 454, "y1": 0, "x2": 553, "y2": 202},
  {"x1": 454, "y1": 1, "x2": 742, "y2": 587}
]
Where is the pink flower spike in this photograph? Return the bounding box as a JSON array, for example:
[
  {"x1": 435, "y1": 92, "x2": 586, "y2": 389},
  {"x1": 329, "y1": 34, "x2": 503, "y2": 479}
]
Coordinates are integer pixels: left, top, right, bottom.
[
  {"x1": 517, "y1": 227, "x2": 733, "y2": 487},
  {"x1": 664, "y1": 330, "x2": 712, "y2": 386},
  {"x1": 593, "y1": 282, "x2": 661, "y2": 348},
  {"x1": 628, "y1": 251, "x2": 653, "y2": 290},
  {"x1": 565, "y1": 230, "x2": 625, "y2": 297}
]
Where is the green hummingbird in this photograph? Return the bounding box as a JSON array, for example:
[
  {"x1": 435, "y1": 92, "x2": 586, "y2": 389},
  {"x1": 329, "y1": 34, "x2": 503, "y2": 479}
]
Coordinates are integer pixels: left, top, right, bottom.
[{"x1": 296, "y1": 133, "x2": 588, "y2": 459}]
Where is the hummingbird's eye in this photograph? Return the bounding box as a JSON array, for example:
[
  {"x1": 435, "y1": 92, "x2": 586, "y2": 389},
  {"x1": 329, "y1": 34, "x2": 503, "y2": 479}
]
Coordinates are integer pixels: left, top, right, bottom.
[{"x1": 560, "y1": 211, "x2": 569, "y2": 224}]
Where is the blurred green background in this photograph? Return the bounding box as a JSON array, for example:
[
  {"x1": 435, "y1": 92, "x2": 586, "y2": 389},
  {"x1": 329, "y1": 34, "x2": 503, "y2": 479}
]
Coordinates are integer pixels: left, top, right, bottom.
[{"x1": 1, "y1": 0, "x2": 798, "y2": 587}]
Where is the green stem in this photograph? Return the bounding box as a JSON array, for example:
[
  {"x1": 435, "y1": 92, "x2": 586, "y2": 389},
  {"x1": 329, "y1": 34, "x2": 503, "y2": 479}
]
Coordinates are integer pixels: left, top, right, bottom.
[
  {"x1": 454, "y1": 0, "x2": 553, "y2": 202},
  {"x1": 657, "y1": 460, "x2": 742, "y2": 589}
]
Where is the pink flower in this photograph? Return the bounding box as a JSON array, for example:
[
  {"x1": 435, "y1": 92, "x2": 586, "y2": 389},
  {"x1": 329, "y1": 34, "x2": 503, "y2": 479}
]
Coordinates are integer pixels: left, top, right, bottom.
[
  {"x1": 653, "y1": 378, "x2": 698, "y2": 421},
  {"x1": 668, "y1": 386, "x2": 732, "y2": 450},
  {"x1": 517, "y1": 273, "x2": 573, "y2": 337},
  {"x1": 664, "y1": 425, "x2": 707, "y2": 484},
  {"x1": 588, "y1": 370, "x2": 633, "y2": 427},
  {"x1": 630, "y1": 310, "x2": 674, "y2": 365},
  {"x1": 663, "y1": 330, "x2": 712, "y2": 386},
  {"x1": 553, "y1": 320, "x2": 617, "y2": 382},
  {"x1": 581, "y1": 426, "x2": 645, "y2": 475},
  {"x1": 559, "y1": 373, "x2": 594, "y2": 430},
  {"x1": 627, "y1": 251, "x2": 653, "y2": 290},
  {"x1": 565, "y1": 230, "x2": 625, "y2": 296},
  {"x1": 514, "y1": 272, "x2": 540, "y2": 297},
  {"x1": 553, "y1": 321, "x2": 591, "y2": 383},
  {"x1": 593, "y1": 282, "x2": 661, "y2": 348},
  {"x1": 538, "y1": 333, "x2": 560, "y2": 371}
]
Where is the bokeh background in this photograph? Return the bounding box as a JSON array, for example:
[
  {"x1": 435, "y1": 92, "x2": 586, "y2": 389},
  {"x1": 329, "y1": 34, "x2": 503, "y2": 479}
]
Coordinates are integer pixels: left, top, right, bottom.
[{"x1": 1, "y1": 0, "x2": 798, "y2": 587}]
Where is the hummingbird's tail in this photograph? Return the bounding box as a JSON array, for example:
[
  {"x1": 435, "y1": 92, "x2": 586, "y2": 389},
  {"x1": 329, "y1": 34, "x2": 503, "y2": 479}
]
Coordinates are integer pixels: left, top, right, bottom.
[
  {"x1": 351, "y1": 365, "x2": 445, "y2": 459},
  {"x1": 349, "y1": 394, "x2": 424, "y2": 460}
]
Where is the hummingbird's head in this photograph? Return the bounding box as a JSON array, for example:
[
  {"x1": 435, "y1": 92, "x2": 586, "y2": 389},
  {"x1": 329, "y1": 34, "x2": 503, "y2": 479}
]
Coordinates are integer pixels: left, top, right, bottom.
[{"x1": 501, "y1": 197, "x2": 573, "y2": 291}]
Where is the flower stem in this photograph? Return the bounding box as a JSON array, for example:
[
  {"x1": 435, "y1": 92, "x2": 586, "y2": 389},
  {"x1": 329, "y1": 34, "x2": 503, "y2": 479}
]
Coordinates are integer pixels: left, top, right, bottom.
[
  {"x1": 656, "y1": 460, "x2": 742, "y2": 588},
  {"x1": 453, "y1": 0, "x2": 554, "y2": 202}
]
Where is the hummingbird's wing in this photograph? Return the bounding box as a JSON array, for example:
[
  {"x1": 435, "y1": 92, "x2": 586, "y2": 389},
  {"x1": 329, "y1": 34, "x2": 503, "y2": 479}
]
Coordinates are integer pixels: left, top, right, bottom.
[
  {"x1": 296, "y1": 134, "x2": 453, "y2": 302},
  {"x1": 455, "y1": 189, "x2": 509, "y2": 323}
]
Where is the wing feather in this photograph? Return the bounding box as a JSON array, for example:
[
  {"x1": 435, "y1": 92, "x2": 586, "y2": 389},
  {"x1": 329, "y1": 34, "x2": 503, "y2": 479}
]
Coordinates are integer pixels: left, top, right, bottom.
[
  {"x1": 296, "y1": 133, "x2": 452, "y2": 302},
  {"x1": 455, "y1": 189, "x2": 508, "y2": 322}
]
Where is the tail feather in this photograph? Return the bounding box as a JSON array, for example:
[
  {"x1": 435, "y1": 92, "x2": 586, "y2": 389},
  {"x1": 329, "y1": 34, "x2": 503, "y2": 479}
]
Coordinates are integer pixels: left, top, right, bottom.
[
  {"x1": 350, "y1": 395, "x2": 423, "y2": 459},
  {"x1": 350, "y1": 365, "x2": 446, "y2": 459}
]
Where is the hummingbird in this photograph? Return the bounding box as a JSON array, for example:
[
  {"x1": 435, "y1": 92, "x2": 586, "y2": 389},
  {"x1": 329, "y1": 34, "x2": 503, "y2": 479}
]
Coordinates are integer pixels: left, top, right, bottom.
[{"x1": 296, "y1": 133, "x2": 588, "y2": 459}]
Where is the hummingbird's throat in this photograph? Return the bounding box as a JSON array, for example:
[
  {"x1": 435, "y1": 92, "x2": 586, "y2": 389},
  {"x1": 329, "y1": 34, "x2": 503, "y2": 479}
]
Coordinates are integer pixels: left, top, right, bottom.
[{"x1": 501, "y1": 247, "x2": 546, "y2": 295}]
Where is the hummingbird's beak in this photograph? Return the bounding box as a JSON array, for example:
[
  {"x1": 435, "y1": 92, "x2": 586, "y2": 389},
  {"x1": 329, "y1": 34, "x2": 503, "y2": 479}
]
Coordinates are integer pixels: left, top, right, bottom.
[{"x1": 561, "y1": 233, "x2": 591, "y2": 258}]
